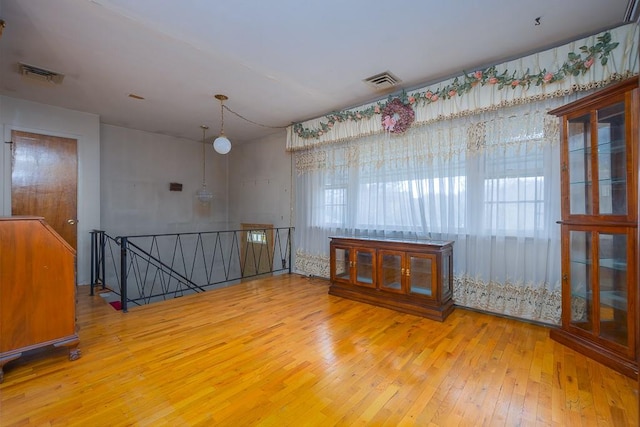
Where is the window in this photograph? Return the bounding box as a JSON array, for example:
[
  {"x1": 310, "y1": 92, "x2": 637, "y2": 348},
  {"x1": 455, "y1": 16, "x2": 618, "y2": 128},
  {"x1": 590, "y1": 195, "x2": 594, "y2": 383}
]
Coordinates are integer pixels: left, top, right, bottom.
[
  {"x1": 482, "y1": 150, "x2": 546, "y2": 234},
  {"x1": 323, "y1": 169, "x2": 348, "y2": 227},
  {"x1": 316, "y1": 142, "x2": 549, "y2": 237},
  {"x1": 304, "y1": 106, "x2": 558, "y2": 241},
  {"x1": 247, "y1": 230, "x2": 267, "y2": 244}
]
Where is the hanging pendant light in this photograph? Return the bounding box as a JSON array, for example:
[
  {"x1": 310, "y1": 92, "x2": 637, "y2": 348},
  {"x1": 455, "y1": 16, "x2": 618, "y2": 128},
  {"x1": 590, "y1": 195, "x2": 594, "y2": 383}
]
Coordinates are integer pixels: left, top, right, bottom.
[
  {"x1": 196, "y1": 125, "x2": 214, "y2": 204},
  {"x1": 213, "y1": 94, "x2": 232, "y2": 154}
]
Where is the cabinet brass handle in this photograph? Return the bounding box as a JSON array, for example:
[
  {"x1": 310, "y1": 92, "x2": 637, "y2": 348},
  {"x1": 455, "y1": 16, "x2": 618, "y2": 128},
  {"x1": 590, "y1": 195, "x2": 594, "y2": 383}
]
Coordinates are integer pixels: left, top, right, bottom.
[
  {"x1": 562, "y1": 274, "x2": 568, "y2": 281},
  {"x1": 401, "y1": 268, "x2": 405, "y2": 275},
  {"x1": 405, "y1": 269, "x2": 410, "y2": 277}
]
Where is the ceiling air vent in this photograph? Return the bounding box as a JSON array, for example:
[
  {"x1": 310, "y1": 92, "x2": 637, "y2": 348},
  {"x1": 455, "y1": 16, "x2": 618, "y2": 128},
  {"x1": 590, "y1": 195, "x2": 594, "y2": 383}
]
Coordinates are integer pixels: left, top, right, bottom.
[
  {"x1": 18, "y1": 62, "x2": 65, "y2": 84},
  {"x1": 363, "y1": 71, "x2": 401, "y2": 90}
]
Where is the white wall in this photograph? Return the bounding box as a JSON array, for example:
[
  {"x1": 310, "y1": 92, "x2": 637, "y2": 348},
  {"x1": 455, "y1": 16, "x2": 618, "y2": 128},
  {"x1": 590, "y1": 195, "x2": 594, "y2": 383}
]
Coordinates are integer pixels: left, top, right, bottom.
[
  {"x1": 227, "y1": 130, "x2": 294, "y2": 230},
  {"x1": 0, "y1": 95, "x2": 101, "y2": 285},
  {"x1": 100, "y1": 124, "x2": 229, "y2": 236}
]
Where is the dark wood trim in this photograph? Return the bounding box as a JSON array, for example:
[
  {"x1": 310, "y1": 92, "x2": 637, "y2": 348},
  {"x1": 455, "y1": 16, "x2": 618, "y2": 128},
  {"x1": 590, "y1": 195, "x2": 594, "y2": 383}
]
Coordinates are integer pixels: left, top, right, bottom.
[{"x1": 548, "y1": 77, "x2": 638, "y2": 117}]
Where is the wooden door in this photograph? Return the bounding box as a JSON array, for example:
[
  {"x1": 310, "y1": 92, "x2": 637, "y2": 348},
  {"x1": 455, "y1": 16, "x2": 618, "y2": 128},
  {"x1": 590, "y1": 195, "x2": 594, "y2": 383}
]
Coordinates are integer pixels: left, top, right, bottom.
[
  {"x1": 11, "y1": 131, "x2": 78, "y2": 250},
  {"x1": 241, "y1": 223, "x2": 273, "y2": 280}
]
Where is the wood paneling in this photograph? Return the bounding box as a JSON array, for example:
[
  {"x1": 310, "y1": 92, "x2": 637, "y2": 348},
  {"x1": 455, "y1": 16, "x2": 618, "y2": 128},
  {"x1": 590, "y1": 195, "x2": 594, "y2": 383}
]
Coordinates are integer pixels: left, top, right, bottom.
[{"x1": 0, "y1": 274, "x2": 636, "y2": 425}]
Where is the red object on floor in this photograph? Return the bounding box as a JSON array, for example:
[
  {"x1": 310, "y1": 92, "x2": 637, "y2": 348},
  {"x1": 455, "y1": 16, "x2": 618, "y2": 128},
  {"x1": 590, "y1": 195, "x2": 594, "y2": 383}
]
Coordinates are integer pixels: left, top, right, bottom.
[{"x1": 109, "y1": 301, "x2": 122, "y2": 310}]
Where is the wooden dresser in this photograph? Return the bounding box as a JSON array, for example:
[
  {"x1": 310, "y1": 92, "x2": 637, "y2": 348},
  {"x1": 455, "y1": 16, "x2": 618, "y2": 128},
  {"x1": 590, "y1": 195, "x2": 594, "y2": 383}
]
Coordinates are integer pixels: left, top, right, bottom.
[
  {"x1": 328, "y1": 236, "x2": 454, "y2": 321},
  {"x1": 0, "y1": 217, "x2": 80, "y2": 383}
]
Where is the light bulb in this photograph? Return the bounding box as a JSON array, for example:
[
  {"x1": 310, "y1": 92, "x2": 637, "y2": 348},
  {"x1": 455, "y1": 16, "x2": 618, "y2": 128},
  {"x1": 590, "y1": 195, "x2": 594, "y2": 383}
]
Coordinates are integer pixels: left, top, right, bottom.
[{"x1": 213, "y1": 136, "x2": 231, "y2": 154}]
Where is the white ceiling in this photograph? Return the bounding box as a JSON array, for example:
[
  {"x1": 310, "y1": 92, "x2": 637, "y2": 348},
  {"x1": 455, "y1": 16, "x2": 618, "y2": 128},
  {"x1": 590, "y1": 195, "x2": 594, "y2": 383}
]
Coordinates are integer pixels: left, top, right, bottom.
[{"x1": 0, "y1": 0, "x2": 634, "y2": 144}]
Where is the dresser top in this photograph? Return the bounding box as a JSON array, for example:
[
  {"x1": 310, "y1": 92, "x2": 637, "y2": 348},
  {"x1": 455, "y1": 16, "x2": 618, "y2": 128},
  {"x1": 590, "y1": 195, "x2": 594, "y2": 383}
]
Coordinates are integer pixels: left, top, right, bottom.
[{"x1": 329, "y1": 235, "x2": 454, "y2": 247}]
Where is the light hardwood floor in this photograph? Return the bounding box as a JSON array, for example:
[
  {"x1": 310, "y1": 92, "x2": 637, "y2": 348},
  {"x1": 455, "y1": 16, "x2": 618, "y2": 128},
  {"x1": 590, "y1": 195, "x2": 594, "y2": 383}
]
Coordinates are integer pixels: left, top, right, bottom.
[{"x1": 0, "y1": 274, "x2": 637, "y2": 426}]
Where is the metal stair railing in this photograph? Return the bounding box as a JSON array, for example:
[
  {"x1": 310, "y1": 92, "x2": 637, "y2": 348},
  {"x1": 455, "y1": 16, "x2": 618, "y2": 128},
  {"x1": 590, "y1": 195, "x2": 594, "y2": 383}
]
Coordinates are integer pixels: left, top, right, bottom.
[{"x1": 90, "y1": 227, "x2": 294, "y2": 312}]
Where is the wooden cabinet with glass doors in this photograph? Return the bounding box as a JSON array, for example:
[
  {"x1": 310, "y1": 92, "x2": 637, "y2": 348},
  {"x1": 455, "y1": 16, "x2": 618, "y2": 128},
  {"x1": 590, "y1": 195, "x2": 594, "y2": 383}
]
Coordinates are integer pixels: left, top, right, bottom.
[
  {"x1": 549, "y1": 77, "x2": 638, "y2": 378},
  {"x1": 329, "y1": 236, "x2": 454, "y2": 321}
]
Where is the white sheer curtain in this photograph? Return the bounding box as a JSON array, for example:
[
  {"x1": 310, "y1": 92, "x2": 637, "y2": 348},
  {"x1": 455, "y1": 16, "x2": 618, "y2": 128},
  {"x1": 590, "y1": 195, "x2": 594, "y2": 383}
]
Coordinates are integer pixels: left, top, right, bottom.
[{"x1": 295, "y1": 98, "x2": 565, "y2": 324}]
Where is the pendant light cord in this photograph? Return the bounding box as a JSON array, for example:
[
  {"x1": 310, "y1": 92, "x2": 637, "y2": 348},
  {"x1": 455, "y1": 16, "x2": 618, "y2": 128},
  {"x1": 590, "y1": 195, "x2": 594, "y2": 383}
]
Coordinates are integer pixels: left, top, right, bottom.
[
  {"x1": 201, "y1": 126, "x2": 208, "y2": 186},
  {"x1": 219, "y1": 101, "x2": 225, "y2": 135},
  {"x1": 222, "y1": 105, "x2": 289, "y2": 129}
]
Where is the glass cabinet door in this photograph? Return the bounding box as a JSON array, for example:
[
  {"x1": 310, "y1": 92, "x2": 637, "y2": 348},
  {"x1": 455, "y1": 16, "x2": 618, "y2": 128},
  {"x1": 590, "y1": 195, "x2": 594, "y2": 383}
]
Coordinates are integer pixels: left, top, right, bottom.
[
  {"x1": 408, "y1": 254, "x2": 435, "y2": 297},
  {"x1": 568, "y1": 230, "x2": 593, "y2": 331},
  {"x1": 354, "y1": 249, "x2": 375, "y2": 287},
  {"x1": 568, "y1": 229, "x2": 631, "y2": 348},
  {"x1": 567, "y1": 114, "x2": 592, "y2": 215},
  {"x1": 379, "y1": 251, "x2": 403, "y2": 292},
  {"x1": 598, "y1": 232, "x2": 628, "y2": 346},
  {"x1": 333, "y1": 247, "x2": 351, "y2": 282},
  {"x1": 566, "y1": 101, "x2": 629, "y2": 218},
  {"x1": 596, "y1": 102, "x2": 627, "y2": 216}
]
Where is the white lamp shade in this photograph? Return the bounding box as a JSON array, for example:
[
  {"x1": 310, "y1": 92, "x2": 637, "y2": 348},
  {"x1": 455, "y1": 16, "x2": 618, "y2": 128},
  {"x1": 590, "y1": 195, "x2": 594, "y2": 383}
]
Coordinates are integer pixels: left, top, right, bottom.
[{"x1": 213, "y1": 136, "x2": 231, "y2": 154}]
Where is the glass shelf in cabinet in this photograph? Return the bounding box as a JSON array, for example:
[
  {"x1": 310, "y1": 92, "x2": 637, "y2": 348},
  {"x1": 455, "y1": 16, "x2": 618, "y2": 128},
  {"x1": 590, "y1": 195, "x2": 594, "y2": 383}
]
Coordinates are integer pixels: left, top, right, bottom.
[
  {"x1": 570, "y1": 258, "x2": 591, "y2": 266},
  {"x1": 568, "y1": 146, "x2": 591, "y2": 154},
  {"x1": 597, "y1": 177, "x2": 626, "y2": 185},
  {"x1": 596, "y1": 139, "x2": 626, "y2": 154},
  {"x1": 599, "y1": 258, "x2": 627, "y2": 271},
  {"x1": 571, "y1": 290, "x2": 627, "y2": 310},
  {"x1": 569, "y1": 180, "x2": 593, "y2": 187}
]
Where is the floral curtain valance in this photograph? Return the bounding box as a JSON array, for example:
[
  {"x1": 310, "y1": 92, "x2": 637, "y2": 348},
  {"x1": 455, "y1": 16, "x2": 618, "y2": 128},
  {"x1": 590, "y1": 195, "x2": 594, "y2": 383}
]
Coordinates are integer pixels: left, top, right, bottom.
[
  {"x1": 294, "y1": 99, "x2": 562, "y2": 175},
  {"x1": 286, "y1": 24, "x2": 638, "y2": 151}
]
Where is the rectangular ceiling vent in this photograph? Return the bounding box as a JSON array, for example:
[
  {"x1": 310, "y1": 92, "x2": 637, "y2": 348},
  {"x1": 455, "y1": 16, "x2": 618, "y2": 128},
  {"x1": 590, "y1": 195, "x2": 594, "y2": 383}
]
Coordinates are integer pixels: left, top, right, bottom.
[
  {"x1": 18, "y1": 62, "x2": 65, "y2": 84},
  {"x1": 363, "y1": 71, "x2": 401, "y2": 90}
]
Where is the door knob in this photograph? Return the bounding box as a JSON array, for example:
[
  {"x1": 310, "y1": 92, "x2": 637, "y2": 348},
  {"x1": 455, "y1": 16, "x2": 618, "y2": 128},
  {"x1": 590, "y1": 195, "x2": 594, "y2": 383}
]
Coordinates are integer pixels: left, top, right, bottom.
[{"x1": 67, "y1": 219, "x2": 78, "y2": 225}]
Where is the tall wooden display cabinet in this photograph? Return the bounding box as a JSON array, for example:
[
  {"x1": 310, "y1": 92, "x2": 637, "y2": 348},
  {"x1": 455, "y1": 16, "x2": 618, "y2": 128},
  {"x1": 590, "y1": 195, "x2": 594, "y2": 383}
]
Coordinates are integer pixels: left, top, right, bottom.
[{"x1": 549, "y1": 77, "x2": 638, "y2": 378}]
